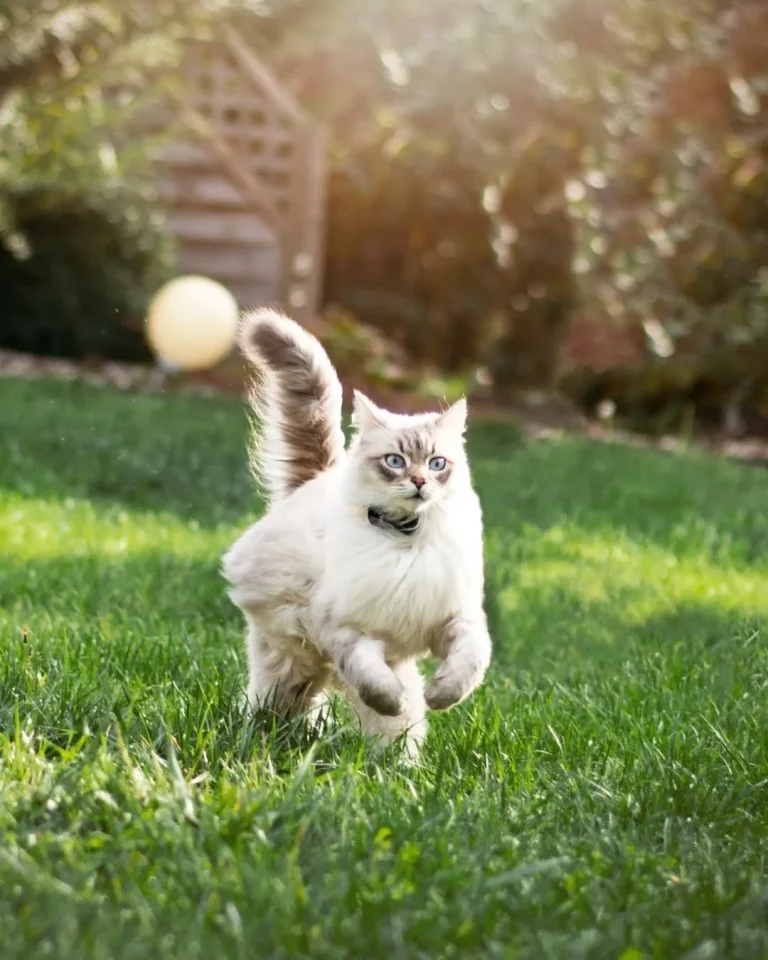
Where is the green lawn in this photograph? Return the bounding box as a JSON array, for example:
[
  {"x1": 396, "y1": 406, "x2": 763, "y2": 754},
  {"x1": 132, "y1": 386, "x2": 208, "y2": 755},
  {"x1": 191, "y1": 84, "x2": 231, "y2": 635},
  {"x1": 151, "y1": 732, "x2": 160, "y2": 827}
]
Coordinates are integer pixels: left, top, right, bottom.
[{"x1": 1, "y1": 377, "x2": 768, "y2": 960}]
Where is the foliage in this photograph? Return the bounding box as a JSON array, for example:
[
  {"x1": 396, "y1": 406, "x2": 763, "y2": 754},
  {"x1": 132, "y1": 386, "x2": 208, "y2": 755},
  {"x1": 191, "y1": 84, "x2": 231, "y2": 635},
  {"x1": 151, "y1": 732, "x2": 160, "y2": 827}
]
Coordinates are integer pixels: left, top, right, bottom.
[
  {"x1": 0, "y1": 0, "x2": 207, "y2": 231},
  {"x1": 555, "y1": 0, "x2": 768, "y2": 426},
  {"x1": 261, "y1": 0, "x2": 558, "y2": 377},
  {"x1": 0, "y1": 0, "x2": 254, "y2": 359},
  {"x1": 2, "y1": 377, "x2": 768, "y2": 957},
  {"x1": 4, "y1": 0, "x2": 768, "y2": 423},
  {"x1": 320, "y1": 304, "x2": 414, "y2": 390},
  {"x1": 0, "y1": 188, "x2": 173, "y2": 361},
  {"x1": 248, "y1": 0, "x2": 768, "y2": 423}
]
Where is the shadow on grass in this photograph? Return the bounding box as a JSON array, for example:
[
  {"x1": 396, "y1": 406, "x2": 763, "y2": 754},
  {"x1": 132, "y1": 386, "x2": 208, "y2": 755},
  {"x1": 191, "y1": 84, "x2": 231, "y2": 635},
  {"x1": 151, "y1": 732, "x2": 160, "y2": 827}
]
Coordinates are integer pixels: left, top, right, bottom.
[
  {"x1": 0, "y1": 378, "x2": 257, "y2": 527},
  {"x1": 4, "y1": 378, "x2": 768, "y2": 567},
  {"x1": 485, "y1": 569, "x2": 765, "y2": 677}
]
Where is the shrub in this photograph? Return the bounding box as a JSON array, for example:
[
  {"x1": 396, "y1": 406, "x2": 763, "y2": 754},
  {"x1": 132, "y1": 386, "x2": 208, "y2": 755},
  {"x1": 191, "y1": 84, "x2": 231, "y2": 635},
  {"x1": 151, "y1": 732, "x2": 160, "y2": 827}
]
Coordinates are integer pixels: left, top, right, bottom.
[
  {"x1": 0, "y1": 0, "x2": 239, "y2": 362},
  {"x1": 0, "y1": 188, "x2": 173, "y2": 361}
]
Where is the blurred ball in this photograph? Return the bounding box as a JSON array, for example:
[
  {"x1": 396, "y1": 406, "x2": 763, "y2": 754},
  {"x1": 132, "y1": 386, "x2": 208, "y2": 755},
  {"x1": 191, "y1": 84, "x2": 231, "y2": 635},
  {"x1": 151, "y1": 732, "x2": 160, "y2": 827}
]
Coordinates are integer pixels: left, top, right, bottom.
[{"x1": 146, "y1": 275, "x2": 238, "y2": 371}]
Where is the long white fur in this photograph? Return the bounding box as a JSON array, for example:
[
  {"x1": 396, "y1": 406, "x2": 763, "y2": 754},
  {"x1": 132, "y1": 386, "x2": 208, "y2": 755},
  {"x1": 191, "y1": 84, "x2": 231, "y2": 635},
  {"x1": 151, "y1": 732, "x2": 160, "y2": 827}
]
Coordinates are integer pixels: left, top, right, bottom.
[{"x1": 223, "y1": 310, "x2": 492, "y2": 757}]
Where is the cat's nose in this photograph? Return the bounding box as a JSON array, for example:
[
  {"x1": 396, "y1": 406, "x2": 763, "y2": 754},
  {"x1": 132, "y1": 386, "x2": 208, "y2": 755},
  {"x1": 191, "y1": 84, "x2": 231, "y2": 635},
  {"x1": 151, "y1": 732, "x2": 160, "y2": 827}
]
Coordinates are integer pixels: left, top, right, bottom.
[{"x1": 410, "y1": 476, "x2": 426, "y2": 489}]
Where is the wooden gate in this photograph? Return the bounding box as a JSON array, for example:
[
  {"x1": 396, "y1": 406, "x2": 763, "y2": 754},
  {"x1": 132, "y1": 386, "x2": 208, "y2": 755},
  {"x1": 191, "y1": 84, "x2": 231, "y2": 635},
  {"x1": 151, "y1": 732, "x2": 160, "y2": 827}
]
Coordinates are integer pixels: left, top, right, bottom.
[{"x1": 155, "y1": 29, "x2": 326, "y2": 320}]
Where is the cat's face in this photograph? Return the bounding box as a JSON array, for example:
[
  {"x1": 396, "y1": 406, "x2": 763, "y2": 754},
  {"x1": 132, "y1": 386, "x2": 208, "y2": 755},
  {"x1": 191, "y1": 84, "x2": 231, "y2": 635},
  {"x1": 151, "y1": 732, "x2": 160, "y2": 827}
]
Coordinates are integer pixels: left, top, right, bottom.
[{"x1": 349, "y1": 392, "x2": 468, "y2": 514}]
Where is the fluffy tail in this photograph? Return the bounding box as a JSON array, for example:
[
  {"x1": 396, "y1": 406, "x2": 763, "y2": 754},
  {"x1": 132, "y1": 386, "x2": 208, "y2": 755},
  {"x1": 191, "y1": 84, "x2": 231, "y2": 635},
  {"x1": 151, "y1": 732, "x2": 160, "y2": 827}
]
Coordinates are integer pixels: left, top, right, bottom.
[{"x1": 238, "y1": 309, "x2": 345, "y2": 503}]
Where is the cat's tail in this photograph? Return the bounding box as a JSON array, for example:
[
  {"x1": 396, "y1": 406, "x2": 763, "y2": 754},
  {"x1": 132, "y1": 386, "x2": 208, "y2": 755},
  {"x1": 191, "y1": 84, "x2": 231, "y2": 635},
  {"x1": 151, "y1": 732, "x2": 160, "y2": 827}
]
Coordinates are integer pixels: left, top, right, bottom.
[{"x1": 238, "y1": 308, "x2": 345, "y2": 503}]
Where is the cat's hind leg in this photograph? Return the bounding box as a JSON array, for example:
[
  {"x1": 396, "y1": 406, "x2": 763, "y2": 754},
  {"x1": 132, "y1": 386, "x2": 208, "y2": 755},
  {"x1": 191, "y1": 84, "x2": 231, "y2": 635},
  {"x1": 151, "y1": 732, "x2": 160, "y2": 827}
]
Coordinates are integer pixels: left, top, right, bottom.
[{"x1": 245, "y1": 620, "x2": 329, "y2": 716}]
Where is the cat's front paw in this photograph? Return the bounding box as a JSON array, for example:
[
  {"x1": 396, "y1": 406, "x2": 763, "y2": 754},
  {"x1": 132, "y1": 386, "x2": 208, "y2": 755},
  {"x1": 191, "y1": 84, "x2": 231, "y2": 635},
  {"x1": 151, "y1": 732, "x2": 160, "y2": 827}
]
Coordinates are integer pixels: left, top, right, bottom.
[
  {"x1": 424, "y1": 663, "x2": 478, "y2": 711},
  {"x1": 424, "y1": 678, "x2": 463, "y2": 711},
  {"x1": 358, "y1": 677, "x2": 406, "y2": 717}
]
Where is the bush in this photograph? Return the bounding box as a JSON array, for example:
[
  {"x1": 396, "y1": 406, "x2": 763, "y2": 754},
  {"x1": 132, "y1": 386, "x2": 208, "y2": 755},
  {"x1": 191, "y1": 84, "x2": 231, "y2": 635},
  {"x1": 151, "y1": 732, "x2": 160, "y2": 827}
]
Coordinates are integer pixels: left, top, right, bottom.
[
  {"x1": 0, "y1": 0, "x2": 236, "y2": 363},
  {"x1": 0, "y1": 188, "x2": 173, "y2": 361},
  {"x1": 263, "y1": 0, "x2": 768, "y2": 428}
]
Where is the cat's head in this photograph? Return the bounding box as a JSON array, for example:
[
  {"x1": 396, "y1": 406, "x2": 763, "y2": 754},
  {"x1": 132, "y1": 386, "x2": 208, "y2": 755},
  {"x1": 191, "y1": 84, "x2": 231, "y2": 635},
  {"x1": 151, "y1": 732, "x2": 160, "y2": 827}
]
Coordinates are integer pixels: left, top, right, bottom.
[{"x1": 347, "y1": 391, "x2": 469, "y2": 514}]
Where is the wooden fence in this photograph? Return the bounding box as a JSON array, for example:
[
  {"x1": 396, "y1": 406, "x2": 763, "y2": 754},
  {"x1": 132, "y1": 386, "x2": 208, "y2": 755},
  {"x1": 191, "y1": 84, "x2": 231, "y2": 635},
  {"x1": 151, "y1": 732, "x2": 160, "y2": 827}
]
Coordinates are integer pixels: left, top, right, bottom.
[{"x1": 155, "y1": 29, "x2": 326, "y2": 320}]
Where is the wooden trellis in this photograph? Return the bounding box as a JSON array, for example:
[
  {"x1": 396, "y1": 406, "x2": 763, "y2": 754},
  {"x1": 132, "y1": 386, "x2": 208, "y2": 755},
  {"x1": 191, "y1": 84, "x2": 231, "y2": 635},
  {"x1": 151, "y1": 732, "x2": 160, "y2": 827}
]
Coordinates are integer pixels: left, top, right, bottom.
[{"x1": 155, "y1": 29, "x2": 326, "y2": 320}]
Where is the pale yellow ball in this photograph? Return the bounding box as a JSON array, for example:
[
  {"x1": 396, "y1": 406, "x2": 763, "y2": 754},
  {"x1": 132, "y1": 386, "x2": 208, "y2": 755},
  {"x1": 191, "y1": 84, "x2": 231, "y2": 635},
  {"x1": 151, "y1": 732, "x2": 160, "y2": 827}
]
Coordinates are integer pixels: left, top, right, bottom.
[{"x1": 146, "y1": 276, "x2": 238, "y2": 371}]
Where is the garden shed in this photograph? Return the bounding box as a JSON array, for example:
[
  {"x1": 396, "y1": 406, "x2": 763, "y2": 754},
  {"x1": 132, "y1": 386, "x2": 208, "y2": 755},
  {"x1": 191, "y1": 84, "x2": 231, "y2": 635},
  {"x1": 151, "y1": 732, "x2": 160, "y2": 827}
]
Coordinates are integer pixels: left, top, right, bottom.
[{"x1": 154, "y1": 28, "x2": 326, "y2": 320}]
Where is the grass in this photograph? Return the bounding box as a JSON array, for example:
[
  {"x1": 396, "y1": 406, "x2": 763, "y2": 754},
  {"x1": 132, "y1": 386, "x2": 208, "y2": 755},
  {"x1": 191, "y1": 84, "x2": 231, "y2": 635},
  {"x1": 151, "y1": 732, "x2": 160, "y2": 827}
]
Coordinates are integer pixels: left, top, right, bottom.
[{"x1": 1, "y1": 376, "x2": 768, "y2": 960}]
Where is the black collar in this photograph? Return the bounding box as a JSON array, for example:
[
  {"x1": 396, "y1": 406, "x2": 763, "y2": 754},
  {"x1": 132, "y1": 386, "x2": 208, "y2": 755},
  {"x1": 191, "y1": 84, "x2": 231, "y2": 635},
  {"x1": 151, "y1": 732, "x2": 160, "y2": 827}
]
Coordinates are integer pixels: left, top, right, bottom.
[{"x1": 367, "y1": 506, "x2": 421, "y2": 536}]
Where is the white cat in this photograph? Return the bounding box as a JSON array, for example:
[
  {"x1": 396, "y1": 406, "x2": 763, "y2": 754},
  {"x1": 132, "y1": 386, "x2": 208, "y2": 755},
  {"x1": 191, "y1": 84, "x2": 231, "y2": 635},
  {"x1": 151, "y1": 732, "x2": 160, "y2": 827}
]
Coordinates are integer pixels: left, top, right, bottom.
[{"x1": 222, "y1": 309, "x2": 491, "y2": 755}]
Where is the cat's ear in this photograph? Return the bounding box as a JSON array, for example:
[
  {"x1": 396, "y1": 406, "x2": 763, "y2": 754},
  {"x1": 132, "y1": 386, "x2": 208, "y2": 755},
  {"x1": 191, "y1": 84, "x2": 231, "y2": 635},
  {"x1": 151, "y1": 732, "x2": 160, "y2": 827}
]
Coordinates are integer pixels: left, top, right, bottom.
[
  {"x1": 437, "y1": 397, "x2": 467, "y2": 436},
  {"x1": 352, "y1": 390, "x2": 387, "y2": 431}
]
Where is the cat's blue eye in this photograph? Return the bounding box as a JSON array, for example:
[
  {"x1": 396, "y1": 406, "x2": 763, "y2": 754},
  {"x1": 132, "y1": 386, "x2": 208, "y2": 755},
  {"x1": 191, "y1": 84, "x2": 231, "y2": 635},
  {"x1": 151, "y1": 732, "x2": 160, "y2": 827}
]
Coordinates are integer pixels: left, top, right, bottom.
[
  {"x1": 384, "y1": 453, "x2": 406, "y2": 469},
  {"x1": 429, "y1": 456, "x2": 447, "y2": 471}
]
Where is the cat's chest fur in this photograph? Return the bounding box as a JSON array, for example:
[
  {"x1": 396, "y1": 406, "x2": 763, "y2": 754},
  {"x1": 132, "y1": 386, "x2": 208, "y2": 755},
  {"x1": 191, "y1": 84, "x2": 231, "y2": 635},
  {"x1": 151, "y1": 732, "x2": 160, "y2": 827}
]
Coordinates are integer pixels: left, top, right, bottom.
[{"x1": 318, "y1": 516, "x2": 468, "y2": 655}]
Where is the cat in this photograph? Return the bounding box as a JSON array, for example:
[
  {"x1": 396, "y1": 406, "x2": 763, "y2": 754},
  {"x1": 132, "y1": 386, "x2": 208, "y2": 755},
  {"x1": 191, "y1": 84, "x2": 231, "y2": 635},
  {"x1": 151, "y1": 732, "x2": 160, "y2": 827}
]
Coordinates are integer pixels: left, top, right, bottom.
[{"x1": 222, "y1": 308, "x2": 492, "y2": 756}]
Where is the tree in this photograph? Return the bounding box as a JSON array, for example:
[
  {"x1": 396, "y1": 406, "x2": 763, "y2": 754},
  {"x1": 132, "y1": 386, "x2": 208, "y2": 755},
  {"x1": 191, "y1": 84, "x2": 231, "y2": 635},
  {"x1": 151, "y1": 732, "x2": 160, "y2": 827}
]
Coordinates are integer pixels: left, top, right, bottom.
[
  {"x1": 552, "y1": 0, "x2": 768, "y2": 426},
  {"x1": 0, "y1": 0, "x2": 256, "y2": 358},
  {"x1": 260, "y1": 0, "x2": 768, "y2": 423}
]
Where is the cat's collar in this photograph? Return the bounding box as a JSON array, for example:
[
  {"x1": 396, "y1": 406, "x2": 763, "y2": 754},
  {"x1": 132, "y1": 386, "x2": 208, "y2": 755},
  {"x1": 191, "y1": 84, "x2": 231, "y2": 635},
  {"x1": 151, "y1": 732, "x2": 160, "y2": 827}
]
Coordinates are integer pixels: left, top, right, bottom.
[{"x1": 367, "y1": 505, "x2": 421, "y2": 537}]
